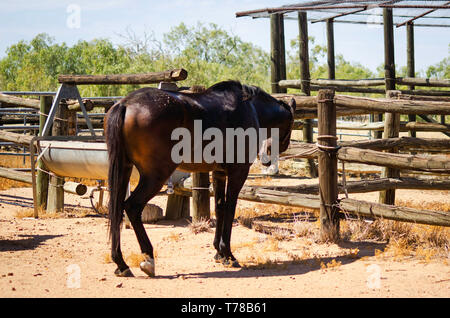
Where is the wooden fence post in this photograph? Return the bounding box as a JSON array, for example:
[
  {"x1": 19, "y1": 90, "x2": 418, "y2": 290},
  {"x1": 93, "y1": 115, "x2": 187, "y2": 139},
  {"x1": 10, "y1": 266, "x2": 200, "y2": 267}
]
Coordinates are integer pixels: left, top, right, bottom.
[
  {"x1": 326, "y1": 18, "x2": 335, "y2": 80},
  {"x1": 379, "y1": 7, "x2": 398, "y2": 205},
  {"x1": 192, "y1": 172, "x2": 210, "y2": 221},
  {"x1": 298, "y1": 11, "x2": 318, "y2": 178},
  {"x1": 47, "y1": 101, "x2": 67, "y2": 213},
  {"x1": 270, "y1": 13, "x2": 281, "y2": 94},
  {"x1": 406, "y1": 22, "x2": 416, "y2": 138},
  {"x1": 165, "y1": 192, "x2": 190, "y2": 220},
  {"x1": 317, "y1": 89, "x2": 339, "y2": 242},
  {"x1": 36, "y1": 96, "x2": 52, "y2": 210},
  {"x1": 379, "y1": 91, "x2": 401, "y2": 205}
]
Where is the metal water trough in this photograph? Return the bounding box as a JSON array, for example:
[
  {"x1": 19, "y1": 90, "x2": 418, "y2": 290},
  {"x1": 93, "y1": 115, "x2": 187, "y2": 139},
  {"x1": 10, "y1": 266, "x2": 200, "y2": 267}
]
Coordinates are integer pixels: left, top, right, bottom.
[
  {"x1": 30, "y1": 136, "x2": 190, "y2": 218},
  {"x1": 38, "y1": 139, "x2": 189, "y2": 183}
]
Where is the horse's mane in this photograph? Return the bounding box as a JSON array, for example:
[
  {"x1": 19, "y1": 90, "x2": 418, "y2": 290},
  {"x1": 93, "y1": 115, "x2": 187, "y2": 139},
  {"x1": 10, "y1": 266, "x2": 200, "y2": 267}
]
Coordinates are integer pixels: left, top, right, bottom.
[
  {"x1": 207, "y1": 80, "x2": 276, "y2": 102},
  {"x1": 204, "y1": 80, "x2": 292, "y2": 114}
]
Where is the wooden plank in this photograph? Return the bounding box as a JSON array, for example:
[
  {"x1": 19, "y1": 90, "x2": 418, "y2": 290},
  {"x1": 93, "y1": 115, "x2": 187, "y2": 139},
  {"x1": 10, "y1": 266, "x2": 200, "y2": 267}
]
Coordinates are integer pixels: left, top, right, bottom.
[
  {"x1": 340, "y1": 198, "x2": 450, "y2": 227},
  {"x1": 0, "y1": 130, "x2": 33, "y2": 146},
  {"x1": 339, "y1": 137, "x2": 450, "y2": 151},
  {"x1": 334, "y1": 95, "x2": 450, "y2": 115},
  {"x1": 397, "y1": 77, "x2": 450, "y2": 87},
  {"x1": 0, "y1": 93, "x2": 40, "y2": 109},
  {"x1": 280, "y1": 79, "x2": 385, "y2": 87},
  {"x1": 57, "y1": 69, "x2": 187, "y2": 85},
  {"x1": 0, "y1": 167, "x2": 32, "y2": 184},
  {"x1": 337, "y1": 147, "x2": 450, "y2": 172},
  {"x1": 282, "y1": 137, "x2": 450, "y2": 160},
  {"x1": 263, "y1": 177, "x2": 450, "y2": 195},
  {"x1": 238, "y1": 186, "x2": 320, "y2": 210}
]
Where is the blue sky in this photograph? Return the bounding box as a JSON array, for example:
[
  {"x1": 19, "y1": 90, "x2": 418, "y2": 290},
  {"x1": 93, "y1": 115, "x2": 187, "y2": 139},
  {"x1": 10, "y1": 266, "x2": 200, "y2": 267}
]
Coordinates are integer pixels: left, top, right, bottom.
[{"x1": 0, "y1": 0, "x2": 448, "y2": 74}]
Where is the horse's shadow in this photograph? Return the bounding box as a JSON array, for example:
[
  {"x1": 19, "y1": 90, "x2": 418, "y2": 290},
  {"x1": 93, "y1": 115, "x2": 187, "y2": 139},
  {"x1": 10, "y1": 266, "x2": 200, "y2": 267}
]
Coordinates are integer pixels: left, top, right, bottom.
[
  {"x1": 0, "y1": 234, "x2": 63, "y2": 252},
  {"x1": 152, "y1": 240, "x2": 387, "y2": 280}
]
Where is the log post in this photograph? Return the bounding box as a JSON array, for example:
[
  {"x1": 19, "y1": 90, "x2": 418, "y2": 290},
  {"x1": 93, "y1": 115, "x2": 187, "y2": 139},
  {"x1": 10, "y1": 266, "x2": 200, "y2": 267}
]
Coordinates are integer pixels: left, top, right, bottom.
[
  {"x1": 47, "y1": 101, "x2": 67, "y2": 213},
  {"x1": 165, "y1": 192, "x2": 190, "y2": 220},
  {"x1": 279, "y1": 14, "x2": 287, "y2": 94},
  {"x1": 326, "y1": 18, "x2": 335, "y2": 80},
  {"x1": 298, "y1": 11, "x2": 317, "y2": 177},
  {"x1": 406, "y1": 22, "x2": 416, "y2": 137},
  {"x1": 379, "y1": 91, "x2": 401, "y2": 205},
  {"x1": 36, "y1": 96, "x2": 52, "y2": 210},
  {"x1": 317, "y1": 89, "x2": 339, "y2": 242},
  {"x1": 379, "y1": 8, "x2": 398, "y2": 205},
  {"x1": 192, "y1": 172, "x2": 210, "y2": 221},
  {"x1": 270, "y1": 13, "x2": 283, "y2": 94}
]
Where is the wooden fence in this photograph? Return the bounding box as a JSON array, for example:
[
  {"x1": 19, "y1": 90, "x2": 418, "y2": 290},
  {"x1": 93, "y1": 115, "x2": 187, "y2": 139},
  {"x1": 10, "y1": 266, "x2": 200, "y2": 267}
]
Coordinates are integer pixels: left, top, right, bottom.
[{"x1": 1, "y1": 77, "x2": 449, "y2": 237}]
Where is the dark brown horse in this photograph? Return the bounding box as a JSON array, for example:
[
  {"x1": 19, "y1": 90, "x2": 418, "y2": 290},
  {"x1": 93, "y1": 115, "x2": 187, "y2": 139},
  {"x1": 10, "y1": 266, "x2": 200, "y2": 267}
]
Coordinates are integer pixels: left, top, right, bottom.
[{"x1": 105, "y1": 80, "x2": 295, "y2": 277}]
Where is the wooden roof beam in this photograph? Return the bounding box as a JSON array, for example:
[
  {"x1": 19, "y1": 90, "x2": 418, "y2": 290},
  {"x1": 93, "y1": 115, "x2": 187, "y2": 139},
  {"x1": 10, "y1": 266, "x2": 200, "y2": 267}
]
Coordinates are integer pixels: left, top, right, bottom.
[{"x1": 396, "y1": 1, "x2": 450, "y2": 27}]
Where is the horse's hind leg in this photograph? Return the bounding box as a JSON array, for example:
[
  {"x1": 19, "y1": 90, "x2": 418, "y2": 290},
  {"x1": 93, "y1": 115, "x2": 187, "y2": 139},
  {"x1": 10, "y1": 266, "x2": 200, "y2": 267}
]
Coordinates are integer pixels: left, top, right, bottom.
[
  {"x1": 219, "y1": 165, "x2": 250, "y2": 268},
  {"x1": 124, "y1": 173, "x2": 168, "y2": 277},
  {"x1": 111, "y1": 167, "x2": 133, "y2": 277}
]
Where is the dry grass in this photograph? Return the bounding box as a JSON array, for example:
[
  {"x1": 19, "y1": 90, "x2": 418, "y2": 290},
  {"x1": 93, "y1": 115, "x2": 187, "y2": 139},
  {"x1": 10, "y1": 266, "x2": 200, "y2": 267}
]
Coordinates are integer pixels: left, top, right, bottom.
[
  {"x1": 15, "y1": 206, "x2": 93, "y2": 219},
  {"x1": 188, "y1": 218, "x2": 213, "y2": 234},
  {"x1": 396, "y1": 199, "x2": 450, "y2": 213},
  {"x1": 236, "y1": 198, "x2": 449, "y2": 263},
  {"x1": 164, "y1": 232, "x2": 183, "y2": 242},
  {"x1": 102, "y1": 251, "x2": 153, "y2": 267},
  {"x1": 0, "y1": 154, "x2": 31, "y2": 190},
  {"x1": 341, "y1": 217, "x2": 449, "y2": 260}
]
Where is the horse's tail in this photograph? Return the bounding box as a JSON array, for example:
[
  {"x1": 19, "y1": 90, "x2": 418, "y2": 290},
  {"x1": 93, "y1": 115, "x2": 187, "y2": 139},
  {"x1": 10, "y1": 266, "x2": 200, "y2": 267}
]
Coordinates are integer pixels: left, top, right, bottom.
[{"x1": 105, "y1": 102, "x2": 131, "y2": 249}]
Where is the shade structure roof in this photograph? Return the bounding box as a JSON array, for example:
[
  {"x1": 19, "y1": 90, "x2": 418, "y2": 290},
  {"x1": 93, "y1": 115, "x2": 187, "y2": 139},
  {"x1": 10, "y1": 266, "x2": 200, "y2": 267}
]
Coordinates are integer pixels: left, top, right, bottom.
[{"x1": 236, "y1": 1, "x2": 450, "y2": 28}]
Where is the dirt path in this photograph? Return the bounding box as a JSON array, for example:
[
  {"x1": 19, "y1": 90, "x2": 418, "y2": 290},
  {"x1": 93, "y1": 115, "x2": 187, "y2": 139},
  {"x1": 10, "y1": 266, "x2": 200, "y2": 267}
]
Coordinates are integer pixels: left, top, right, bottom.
[{"x1": 0, "y1": 186, "x2": 449, "y2": 298}]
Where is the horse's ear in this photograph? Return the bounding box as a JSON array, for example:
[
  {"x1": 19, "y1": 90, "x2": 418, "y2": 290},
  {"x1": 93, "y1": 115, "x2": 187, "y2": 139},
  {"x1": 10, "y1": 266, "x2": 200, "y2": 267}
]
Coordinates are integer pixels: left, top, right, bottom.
[{"x1": 289, "y1": 98, "x2": 296, "y2": 112}]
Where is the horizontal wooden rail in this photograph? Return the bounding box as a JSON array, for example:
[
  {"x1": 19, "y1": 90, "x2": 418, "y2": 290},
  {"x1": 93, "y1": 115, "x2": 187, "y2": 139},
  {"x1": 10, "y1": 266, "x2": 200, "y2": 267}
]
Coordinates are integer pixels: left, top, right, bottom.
[
  {"x1": 338, "y1": 137, "x2": 450, "y2": 151},
  {"x1": 0, "y1": 93, "x2": 40, "y2": 109},
  {"x1": 279, "y1": 80, "x2": 450, "y2": 96},
  {"x1": 0, "y1": 130, "x2": 34, "y2": 146},
  {"x1": 261, "y1": 177, "x2": 450, "y2": 195},
  {"x1": 396, "y1": 77, "x2": 450, "y2": 88},
  {"x1": 338, "y1": 147, "x2": 450, "y2": 173},
  {"x1": 334, "y1": 95, "x2": 450, "y2": 115},
  {"x1": 280, "y1": 77, "x2": 450, "y2": 88},
  {"x1": 174, "y1": 177, "x2": 450, "y2": 227},
  {"x1": 58, "y1": 69, "x2": 188, "y2": 85},
  {"x1": 293, "y1": 120, "x2": 450, "y2": 132},
  {"x1": 281, "y1": 140, "x2": 450, "y2": 173},
  {"x1": 339, "y1": 198, "x2": 450, "y2": 227}
]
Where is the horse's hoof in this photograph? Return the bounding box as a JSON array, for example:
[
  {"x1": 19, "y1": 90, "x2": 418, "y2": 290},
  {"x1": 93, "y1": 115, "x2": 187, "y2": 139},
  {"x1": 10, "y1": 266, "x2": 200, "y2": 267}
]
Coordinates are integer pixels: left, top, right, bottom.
[
  {"x1": 214, "y1": 252, "x2": 225, "y2": 263},
  {"x1": 222, "y1": 257, "x2": 241, "y2": 268},
  {"x1": 114, "y1": 267, "x2": 134, "y2": 277},
  {"x1": 140, "y1": 255, "x2": 155, "y2": 277}
]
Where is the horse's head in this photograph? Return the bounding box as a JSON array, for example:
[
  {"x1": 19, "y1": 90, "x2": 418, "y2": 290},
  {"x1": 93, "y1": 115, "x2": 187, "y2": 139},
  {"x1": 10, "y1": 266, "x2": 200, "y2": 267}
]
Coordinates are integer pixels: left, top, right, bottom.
[
  {"x1": 257, "y1": 98, "x2": 296, "y2": 167},
  {"x1": 242, "y1": 84, "x2": 296, "y2": 167}
]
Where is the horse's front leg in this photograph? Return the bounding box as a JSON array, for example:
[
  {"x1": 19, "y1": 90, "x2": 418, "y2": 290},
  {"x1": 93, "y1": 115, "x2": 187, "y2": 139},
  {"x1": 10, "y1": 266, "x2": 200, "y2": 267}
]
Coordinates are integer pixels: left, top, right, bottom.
[
  {"x1": 212, "y1": 171, "x2": 226, "y2": 263},
  {"x1": 218, "y1": 165, "x2": 250, "y2": 268}
]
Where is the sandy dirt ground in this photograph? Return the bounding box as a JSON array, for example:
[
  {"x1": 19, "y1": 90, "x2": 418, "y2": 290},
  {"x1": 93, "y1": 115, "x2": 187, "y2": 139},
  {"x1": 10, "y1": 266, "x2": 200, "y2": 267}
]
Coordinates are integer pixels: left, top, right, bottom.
[{"x1": 0, "y1": 180, "x2": 449, "y2": 299}]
